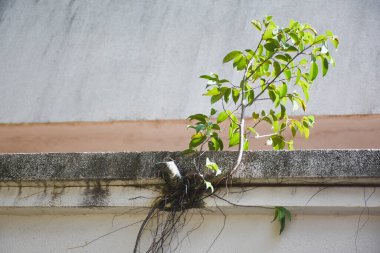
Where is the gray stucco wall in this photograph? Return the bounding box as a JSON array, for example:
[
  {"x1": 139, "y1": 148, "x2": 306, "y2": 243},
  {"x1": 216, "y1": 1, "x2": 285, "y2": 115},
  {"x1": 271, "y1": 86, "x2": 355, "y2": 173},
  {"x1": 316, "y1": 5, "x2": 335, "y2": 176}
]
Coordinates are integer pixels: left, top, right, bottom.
[{"x1": 0, "y1": 0, "x2": 379, "y2": 123}]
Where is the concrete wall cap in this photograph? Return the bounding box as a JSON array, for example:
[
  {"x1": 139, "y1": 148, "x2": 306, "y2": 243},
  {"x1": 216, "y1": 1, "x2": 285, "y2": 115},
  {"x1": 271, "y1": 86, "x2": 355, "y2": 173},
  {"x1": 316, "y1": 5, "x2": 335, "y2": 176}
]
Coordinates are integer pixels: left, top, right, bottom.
[{"x1": 0, "y1": 150, "x2": 379, "y2": 186}]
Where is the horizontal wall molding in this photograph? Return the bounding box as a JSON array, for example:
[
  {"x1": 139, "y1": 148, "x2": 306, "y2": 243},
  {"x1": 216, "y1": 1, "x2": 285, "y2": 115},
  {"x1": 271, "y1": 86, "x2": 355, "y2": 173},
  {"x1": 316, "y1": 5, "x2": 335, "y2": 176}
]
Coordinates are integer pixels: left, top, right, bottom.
[{"x1": 1, "y1": 150, "x2": 379, "y2": 186}]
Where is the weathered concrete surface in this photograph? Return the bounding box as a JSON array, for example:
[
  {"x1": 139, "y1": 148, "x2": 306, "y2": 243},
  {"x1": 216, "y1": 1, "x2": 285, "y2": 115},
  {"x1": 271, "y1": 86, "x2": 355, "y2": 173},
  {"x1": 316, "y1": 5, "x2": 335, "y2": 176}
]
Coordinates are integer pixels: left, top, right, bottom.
[
  {"x1": 0, "y1": 150, "x2": 379, "y2": 185},
  {"x1": 0, "y1": 0, "x2": 379, "y2": 123},
  {"x1": 0, "y1": 150, "x2": 379, "y2": 253}
]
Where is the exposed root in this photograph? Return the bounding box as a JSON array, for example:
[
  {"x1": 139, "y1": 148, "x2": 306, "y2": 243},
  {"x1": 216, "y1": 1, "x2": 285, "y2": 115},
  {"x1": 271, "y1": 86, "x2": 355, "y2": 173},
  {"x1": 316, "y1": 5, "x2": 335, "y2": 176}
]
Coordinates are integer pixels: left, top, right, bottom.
[
  {"x1": 133, "y1": 169, "x2": 210, "y2": 253},
  {"x1": 67, "y1": 220, "x2": 143, "y2": 250},
  {"x1": 355, "y1": 187, "x2": 376, "y2": 253},
  {"x1": 206, "y1": 201, "x2": 226, "y2": 253}
]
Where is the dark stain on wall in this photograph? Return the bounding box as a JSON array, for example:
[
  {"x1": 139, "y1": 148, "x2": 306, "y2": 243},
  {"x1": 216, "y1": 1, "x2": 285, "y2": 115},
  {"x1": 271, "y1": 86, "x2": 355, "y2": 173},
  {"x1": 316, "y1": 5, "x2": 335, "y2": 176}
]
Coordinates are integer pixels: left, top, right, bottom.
[{"x1": 82, "y1": 181, "x2": 110, "y2": 207}]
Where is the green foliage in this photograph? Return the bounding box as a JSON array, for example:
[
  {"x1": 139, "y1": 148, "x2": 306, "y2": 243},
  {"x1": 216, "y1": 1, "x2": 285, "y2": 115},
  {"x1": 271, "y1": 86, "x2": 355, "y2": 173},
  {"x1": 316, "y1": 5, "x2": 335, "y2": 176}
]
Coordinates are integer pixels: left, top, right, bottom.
[
  {"x1": 272, "y1": 207, "x2": 292, "y2": 234},
  {"x1": 185, "y1": 16, "x2": 338, "y2": 235},
  {"x1": 187, "y1": 17, "x2": 338, "y2": 153}
]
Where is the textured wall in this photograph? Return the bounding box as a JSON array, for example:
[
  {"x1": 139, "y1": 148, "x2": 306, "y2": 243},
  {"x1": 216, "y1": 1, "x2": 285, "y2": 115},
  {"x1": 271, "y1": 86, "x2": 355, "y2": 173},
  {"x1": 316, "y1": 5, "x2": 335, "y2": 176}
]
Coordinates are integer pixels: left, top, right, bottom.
[
  {"x1": 0, "y1": 0, "x2": 379, "y2": 123},
  {"x1": 1, "y1": 213, "x2": 380, "y2": 253}
]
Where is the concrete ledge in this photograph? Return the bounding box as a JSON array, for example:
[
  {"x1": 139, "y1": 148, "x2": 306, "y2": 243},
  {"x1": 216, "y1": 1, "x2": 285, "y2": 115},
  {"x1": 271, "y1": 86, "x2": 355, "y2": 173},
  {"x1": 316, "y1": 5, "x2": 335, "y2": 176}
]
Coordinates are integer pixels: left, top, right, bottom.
[
  {"x1": 0, "y1": 150, "x2": 379, "y2": 186},
  {"x1": 0, "y1": 150, "x2": 379, "y2": 216}
]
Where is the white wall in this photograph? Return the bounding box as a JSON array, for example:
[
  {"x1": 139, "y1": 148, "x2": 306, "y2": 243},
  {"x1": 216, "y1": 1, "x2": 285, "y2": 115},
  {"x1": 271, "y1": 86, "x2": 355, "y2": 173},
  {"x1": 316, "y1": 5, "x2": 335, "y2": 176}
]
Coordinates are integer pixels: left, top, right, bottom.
[
  {"x1": 0, "y1": 0, "x2": 379, "y2": 123},
  {"x1": 1, "y1": 213, "x2": 380, "y2": 253},
  {"x1": 1, "y1": 185, "x2": 379, "y2": 253}
]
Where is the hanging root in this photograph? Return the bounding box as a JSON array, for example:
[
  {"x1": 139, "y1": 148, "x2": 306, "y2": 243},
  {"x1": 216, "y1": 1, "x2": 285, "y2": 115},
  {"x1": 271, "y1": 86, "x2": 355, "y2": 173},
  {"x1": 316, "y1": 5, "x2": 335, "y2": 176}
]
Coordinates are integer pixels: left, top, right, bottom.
[{"x1": 133, "y1": 161, "x2": 210, "y2": 253}]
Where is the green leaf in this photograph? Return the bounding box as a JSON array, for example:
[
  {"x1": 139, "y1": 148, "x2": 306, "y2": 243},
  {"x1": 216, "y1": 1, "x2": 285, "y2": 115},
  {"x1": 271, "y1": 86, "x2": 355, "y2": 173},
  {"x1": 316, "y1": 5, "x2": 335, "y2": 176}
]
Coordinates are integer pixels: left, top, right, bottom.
[
  {"x1": 290, "y1": 124, "x2": 297, "y2": 137},
  {"x1": 217, "y1": 110, "x2": 231, "y2": 123},
  {"x1": 273, "y1": 61, "x2": 281, "y2": 76},
  {"x1": 203, "y1": 87, "x2": 220, "y2": 96},
  {"x1": 234, "y1": 55, "x2": 247, "y2": 71},
  {"x1": 299, "y1": 98, "x2": 307, "y2": 111},
  {"x1": 211, "y1": 124, "x2": 221, "y2": 130},
  {"x1": 251, "y1": 19, "x2": 262, "y2": 31},
  {"x1": 304, "y1": 127, "x2": 310, "y2": 139},
  {"x1": 299, "y1": 58, "x2": 308, "y2": 66},
  {"x1": 322, "y1": 57, "x2": 329, "y2": 77},
  {"x1": 223, "y1": 87, "x2": 231, "y2": 103},
  {"x1": 257, "y1": 44, "x2": 263, "y2": 56},
  {"x1": 263, "y1": 24, "x2": 276, "y2": 40},
  {"x1": 295, "y1": 68, "x2": 301, "y2": 84},
  {"x1": 287, "y1": 140, "x2": 294, "y2": 150},
  {"x1": 252, "y1": 112, "x2": 260, "y2": 120},
  {"x1": 314, "y1": 35, "x2": 326, "y2": 44},
  {"x1": 325, "y1": 30, "x2": 334, "y2": 37},
  {"x1": 182, "y1": 148, "x2": 196, "y2": 154},
  {"x1": 205, "y1": 157, "x2": 220, "y2": 173},
  {"x1": 279, "y1": 105, "x2": 286, "y2": 120},
  {"x1": 229, "y1": 132, "x2": 240, "y2": 147},
  {"x1": 302, "y1": 83, "x2": 310, "y2": 102},
  {"x1": 264, "y1": 42, "x2": 277, "y2": 52},
  {"x1": 210, "y1": 108, "x2": 217, "y2": 116},
  {"x1": 211, "y1": 94, "x2": 223, "y2": 104},
  {"x1": 232, "y1": 88, "x2": 240, "y2": 104},
  {"x1": 223, "y1": 51, "x2": 242, "y2": 63},
  {"x1": 309, "y1": 61, "x2": 318, "y2": 81},
  {"x1": 188, "y1": 114, "x2": 208, "y2": 123},
  {"x1": 284, "y1": 45, "x2": 298, "y2": 52},
  {"x1": 293, "y1": 120, "x2": 304, "y2": 136},
  {"x1": 243, "y1": 139, "x2": 249, "y2": 151},
  {"x1": 278, "y1": 83, "x2": 287, "y2": 98},
  {"x1": 274, "y1": 206, "x2": 292, "y2": 235},
  {"x1": 284, "y1": 69, "x2": 291, "y2": 81},
  {"x1": 307, "y1": 115, "x2": 315, "y2": 125},
  {"x1": 289, "y1": 32, "x2": 299, "y2": 43},
  {"x1": 217, "y1": 136, "x2": 224, "y2": 151},
  {"x1": 275, "y1": 54, "x2": 289, "y2": 63},
  {"x1": 247, "y1": 127, "x2": 257, "y2": 135},
  {"x1": 331, "y1": 36, "x2": 340, "y2": 49},
  {"x1": 199, "y1": 74, "x2": 217, "y2": 81},
  {"x1": 273, "y1": 119, "x2": 279, "y2": 132},
  {"x1": 190, "y1": 133, "x2": 207, "y2": 147},
  {"x1": 192, "y1": 123, "x2": 205, "y2": 133}
]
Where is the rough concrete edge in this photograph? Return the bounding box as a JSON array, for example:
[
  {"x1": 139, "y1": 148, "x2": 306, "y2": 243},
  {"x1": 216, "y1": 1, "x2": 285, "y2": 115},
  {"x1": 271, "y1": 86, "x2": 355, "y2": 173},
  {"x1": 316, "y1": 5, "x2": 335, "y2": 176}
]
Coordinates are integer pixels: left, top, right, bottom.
[{"x1": 0, "y1": 150, "x2": 379, "y2": 186}]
